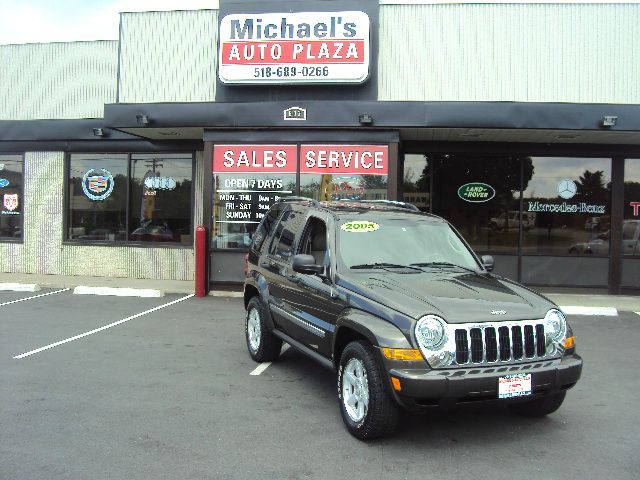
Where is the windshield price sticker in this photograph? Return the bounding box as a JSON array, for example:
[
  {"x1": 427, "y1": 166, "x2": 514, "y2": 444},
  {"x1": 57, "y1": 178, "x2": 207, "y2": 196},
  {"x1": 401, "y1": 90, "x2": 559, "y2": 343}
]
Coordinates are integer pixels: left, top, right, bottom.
[{"x1": 341, "y1": 221, "x2": 379, "y2": 233}]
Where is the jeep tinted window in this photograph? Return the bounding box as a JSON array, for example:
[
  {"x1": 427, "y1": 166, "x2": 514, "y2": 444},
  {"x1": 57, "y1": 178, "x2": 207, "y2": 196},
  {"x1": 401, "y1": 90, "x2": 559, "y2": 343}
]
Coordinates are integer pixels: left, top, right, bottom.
[
  {"x1": 251, "y1": 208, "x2": 281, "y2": 252},
  {"x1": 268, "y1": 210, "x2": 293, "y2": 258}
]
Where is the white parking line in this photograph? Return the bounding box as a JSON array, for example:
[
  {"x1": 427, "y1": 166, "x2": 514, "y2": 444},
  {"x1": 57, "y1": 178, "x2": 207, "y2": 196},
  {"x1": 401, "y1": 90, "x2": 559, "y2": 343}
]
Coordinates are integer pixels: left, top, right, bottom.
[
  {"x1": 0, "y1": 288, "x2": 70, "y2": 307},
  {"x1": 0, "y1": 283, "x2": 40, "y2": 292},
  {"x1": 13, "y1": 294, "x2": 194, "y2": 359},
  {"x1": 250, "y1": 344, "x2": 290, "y2": 376},
  {"x1": 559, "y1": 306, "x2": 618, "y2": 316},
  {"x1": 73, "y1": 286, "x2": 164, "y2": 298}
]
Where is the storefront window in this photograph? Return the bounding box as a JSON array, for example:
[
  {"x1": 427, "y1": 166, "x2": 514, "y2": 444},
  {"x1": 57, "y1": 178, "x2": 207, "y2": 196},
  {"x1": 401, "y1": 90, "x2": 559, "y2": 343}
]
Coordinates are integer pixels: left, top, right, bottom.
[
  {"x1": 429, "y1": 154, "x2": 523, "y2": 254},
  {"x1": 66, "y1": 153, "x2": 193, "y2": 244},
  {"x1": 402, "y1": 154, "x2": 430, "y2": 212},
  {"x1": 212, "y1": 144, "x2": 296, "y2": 249},
  {"x1": 0, "y1": 154, "x2": 24, "y2": 240},
  {"x1": 623, "y1": 159, "x2": 640, "y2": 257},
  {"x1": 299, "y1": 144, "x2": 388, "y2": 201},
  {"x1": 67, "y1": 154, "x2": 128, "y2": 242},
  {"x1": 522, "y1": 157, "x2": 611, "y2": 255},
  {"x1": 129, "y1": 154, "x2": 193, "y2": 244}
]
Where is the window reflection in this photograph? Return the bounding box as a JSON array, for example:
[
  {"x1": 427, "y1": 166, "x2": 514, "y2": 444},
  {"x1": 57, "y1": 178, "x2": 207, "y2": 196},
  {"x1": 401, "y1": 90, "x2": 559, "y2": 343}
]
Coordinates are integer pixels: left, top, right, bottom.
[
  {"x1": 623, "y1": 159, "x2": 640, "y2": 257},
  {"x1": 300, "y1": 174, "x2": 388, "y2": 201},
  {"x1": 0, "y1": 154, "x2": 23, "y2": 239},
  {"x1": 212, "y1": 173, "x2": 295, "y2": 249},
  {"x1": 426, "y1": 154, "x2": 522, "y2": 254},
  {"x1": 129, "y1": 154, "x2": 193, "y2": 244},
  {"x1": 523, "y1": 157, "x2": 611, "y2": 255},
  {"x1": 67, "y1": 154, "x2": 128, "y2": 242}
]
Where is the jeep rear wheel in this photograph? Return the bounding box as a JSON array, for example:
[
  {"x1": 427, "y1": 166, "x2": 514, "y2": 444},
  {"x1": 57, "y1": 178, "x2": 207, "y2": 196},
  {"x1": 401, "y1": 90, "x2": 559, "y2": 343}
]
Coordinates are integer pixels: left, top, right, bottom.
[
  {"x1": 509, "y1": 391, "x2": 566, "y2": 417},
  {"x1": 245, "y1": 297, "x2": 282, "y2": 363},
  {"x1": 337, "y1": 341, "x2": 399, "y2": 440}
]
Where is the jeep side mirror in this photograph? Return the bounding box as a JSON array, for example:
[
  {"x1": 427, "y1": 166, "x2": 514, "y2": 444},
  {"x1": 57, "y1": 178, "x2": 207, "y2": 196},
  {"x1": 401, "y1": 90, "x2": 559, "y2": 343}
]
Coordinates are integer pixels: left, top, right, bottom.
[
  {"x1": 481, "y1": 255, "x2": 494, "y2": 272},
  {"x1": 292, "y1": 254, "x2": 324, "y2": 275}
]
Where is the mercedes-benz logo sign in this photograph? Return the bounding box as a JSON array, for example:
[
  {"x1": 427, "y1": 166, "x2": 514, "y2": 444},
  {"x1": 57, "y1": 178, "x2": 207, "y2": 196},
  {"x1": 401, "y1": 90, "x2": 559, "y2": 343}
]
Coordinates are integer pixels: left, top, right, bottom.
[{"x1": 557, "y1": 179, "x2": 577, "y2": 199}]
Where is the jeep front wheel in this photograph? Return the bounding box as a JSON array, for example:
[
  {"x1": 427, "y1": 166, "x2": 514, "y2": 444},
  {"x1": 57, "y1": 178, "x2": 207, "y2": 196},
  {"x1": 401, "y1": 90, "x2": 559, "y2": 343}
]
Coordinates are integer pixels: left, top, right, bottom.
[
  {"x1": 245, "y1": 296, "x2": 282, "y2": 363},
  {"x1": 337, "y1": 341, "x2": 399, "y2": 440}
]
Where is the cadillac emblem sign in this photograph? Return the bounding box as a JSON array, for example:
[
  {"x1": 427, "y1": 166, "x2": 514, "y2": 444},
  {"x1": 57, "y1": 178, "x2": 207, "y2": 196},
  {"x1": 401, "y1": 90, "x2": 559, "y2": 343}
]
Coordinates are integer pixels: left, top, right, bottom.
[{"x1": 82, "y1": 168, "x2": 115, "y2": 201}]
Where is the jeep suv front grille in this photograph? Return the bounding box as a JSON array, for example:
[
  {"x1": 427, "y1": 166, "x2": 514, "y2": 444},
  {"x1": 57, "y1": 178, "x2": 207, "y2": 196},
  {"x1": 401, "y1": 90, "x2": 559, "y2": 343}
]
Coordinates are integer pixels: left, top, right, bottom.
[{"x1": 453, "y1": 322, "x2": 546, "y2": 365}]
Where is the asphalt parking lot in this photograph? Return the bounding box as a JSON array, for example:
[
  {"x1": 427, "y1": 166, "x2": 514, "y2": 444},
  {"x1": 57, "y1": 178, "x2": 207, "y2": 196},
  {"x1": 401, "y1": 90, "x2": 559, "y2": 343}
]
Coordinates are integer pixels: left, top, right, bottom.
[{"x1": 1, "y1": 288, "x2": 639, "y2": 480}]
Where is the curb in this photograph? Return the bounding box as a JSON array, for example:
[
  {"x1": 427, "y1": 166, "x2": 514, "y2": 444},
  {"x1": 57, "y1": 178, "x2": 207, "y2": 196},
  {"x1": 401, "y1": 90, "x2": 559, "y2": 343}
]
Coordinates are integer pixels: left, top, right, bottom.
[
  {"x1": 0, "y1": 283, "x2": 41, "y2": 292},
  {"x1": 73, "y1": 286, "x2": 165, "y2": 298}
]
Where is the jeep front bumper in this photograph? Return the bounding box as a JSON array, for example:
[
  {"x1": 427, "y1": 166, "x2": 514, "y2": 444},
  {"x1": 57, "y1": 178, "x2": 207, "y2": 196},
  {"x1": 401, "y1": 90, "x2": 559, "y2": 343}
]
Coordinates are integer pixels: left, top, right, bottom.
[{"x1": 386, "y1": 354, "x2": 582, "y2": 411}]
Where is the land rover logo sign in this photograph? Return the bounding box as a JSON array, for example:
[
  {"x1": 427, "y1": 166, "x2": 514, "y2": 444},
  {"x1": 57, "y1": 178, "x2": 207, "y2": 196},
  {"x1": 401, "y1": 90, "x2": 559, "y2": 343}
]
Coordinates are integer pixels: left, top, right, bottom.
[
  {"x1": 82, "y1": 168, "x2": 114, "y2": 201},
  {"x1": 218, "y1": 11, "x2": 370, "y2": 84},
  {"x1": 458, "y1": 183, "x2": 495, "y2": 203}
]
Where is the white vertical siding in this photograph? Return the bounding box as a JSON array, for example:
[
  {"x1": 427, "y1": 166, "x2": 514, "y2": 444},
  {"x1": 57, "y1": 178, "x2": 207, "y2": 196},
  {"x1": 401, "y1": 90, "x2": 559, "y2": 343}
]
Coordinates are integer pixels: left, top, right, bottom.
[
  {"x1": 0, "y1": 42, "x2": 118, "y2": 120},
  {"x1": 0, "y1": 151, "x2": 202, "y2": 281},
  {"x1": 378, "y1": 3, "x2": 640, "y2": 103},
  {"x1": 118, "y1": 10, "x2": 219, "y2": 103}
]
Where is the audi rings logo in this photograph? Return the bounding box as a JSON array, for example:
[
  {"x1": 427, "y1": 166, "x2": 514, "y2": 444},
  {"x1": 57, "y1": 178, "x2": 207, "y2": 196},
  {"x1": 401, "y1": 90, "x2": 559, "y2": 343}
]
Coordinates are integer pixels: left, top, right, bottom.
[
  {"x1": 557, "y1": 179, "x2": 577, "y2": 200},
  {"x1": 82, "y1": 168, "x2": 114, "y2": 201}
]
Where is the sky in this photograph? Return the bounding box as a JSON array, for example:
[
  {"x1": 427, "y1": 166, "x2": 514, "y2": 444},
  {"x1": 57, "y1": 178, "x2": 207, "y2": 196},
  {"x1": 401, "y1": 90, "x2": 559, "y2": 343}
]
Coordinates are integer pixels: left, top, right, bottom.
[
  {"x1": 0, "y1": 0, "x2": 634, "y2": 45},
  {"x1": 0, "y1": 0, "x2": 216, "y2": 45}
]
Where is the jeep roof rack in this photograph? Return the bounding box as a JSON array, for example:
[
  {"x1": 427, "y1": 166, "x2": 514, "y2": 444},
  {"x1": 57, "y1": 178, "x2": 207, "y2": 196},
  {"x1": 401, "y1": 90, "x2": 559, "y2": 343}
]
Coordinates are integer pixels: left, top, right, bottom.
[
  {"x1": 344, "y1": 200, "x2": 421, "y2": 212},
  {"x1": 276, "y1": 196, "x2": 320, "y2": 207}
]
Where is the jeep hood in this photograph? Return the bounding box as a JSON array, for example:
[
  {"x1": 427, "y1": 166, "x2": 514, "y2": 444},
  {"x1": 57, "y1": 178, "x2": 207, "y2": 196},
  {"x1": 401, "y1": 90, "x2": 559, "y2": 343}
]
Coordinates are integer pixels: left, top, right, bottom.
[{"x1": 337, "y1": 270, "x2": 555, "y2": 323}]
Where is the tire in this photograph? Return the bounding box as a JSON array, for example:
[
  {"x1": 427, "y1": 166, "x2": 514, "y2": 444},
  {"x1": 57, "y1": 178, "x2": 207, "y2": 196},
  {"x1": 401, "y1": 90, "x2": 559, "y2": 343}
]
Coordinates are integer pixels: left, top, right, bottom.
[
  {"x1": 245, "y1": 296, "x2": 283, "y2": 363},
  {"x1": 337, "y1": 341, "x2": 399, "y2": 440},
  {"x1": 509, "y1": 391, "x2": 566, "y2": 417}
]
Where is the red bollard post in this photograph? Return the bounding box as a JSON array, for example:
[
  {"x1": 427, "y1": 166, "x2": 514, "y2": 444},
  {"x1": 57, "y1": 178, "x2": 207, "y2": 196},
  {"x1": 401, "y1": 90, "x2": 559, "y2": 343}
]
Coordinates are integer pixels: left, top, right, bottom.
[{"x1": 195, "y1": 225, "x2": 207, "y2": 297}]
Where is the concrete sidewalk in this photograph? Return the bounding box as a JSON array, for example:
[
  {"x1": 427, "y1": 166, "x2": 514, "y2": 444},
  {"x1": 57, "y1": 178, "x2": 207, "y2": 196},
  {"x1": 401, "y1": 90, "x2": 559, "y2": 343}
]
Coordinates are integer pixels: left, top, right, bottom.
[{"x1": 1, "y1": 272, "x2": 639, "y2": 309}]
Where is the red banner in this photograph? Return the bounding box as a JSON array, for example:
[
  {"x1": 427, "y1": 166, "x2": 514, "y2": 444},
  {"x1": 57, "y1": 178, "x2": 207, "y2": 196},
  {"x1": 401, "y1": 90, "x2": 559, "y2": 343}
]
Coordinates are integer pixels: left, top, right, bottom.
[
  {"x1": 221, "y1": 40, "x2": 366, "y2": 65},
  {"x1": 300, "y1": 145, "x2": 388, "y2": 176},
  {"x1": 213, "y1": 145, "x2": 297, "y2": 173}
]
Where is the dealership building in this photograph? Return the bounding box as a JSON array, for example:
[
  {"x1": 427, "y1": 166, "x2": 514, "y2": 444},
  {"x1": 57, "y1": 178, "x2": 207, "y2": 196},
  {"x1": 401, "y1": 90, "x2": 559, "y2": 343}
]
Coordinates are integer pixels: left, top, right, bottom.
[{"x1": 1, "y1": 0, "x2": 639, "y2": 293}]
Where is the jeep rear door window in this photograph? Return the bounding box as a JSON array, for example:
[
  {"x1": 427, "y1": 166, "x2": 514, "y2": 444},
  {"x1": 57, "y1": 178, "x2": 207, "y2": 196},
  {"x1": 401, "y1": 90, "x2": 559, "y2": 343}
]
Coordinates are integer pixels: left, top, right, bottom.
[
  {"x1": 337, "y1": 218, "x2": 479, "y2": 271},
  {"x1": 0, "y1": 154, "x2": 24, "y2": 240},
  {"x1": 212, "y1": 144, "x2": 296, "y2": 250}
]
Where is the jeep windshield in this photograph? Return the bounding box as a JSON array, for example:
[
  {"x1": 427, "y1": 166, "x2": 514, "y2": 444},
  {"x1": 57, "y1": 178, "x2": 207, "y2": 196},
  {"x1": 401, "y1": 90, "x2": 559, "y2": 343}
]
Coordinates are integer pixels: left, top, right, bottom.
[{"x1": 337, "y1": 217, "x2": 480, "y2": 272}]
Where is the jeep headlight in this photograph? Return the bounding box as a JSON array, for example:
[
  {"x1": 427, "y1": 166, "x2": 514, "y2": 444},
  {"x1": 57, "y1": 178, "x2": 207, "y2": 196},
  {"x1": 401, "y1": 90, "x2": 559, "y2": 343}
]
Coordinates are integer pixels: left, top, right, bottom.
[
  {"x1": 415, "y1": 315, "x2": 447, "y2": 350},
  {"x1": 545, "y1": 309, "x2": 567, "y2": 343},
  {"x1": 414, "y1": 315, "x2": 452, "y2": 368}
]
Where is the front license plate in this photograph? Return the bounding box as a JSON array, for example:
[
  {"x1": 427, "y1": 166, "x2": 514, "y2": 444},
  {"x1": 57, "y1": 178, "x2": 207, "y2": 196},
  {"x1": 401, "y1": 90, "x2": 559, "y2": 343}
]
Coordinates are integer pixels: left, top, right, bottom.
[{"x1": 498, "y1": 373, "x2": 532, "y2": 399}]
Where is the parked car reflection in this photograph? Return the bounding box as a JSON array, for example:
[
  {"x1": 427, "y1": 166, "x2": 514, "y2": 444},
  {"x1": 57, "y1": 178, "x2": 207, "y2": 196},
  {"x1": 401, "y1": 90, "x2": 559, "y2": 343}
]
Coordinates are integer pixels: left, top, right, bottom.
[
  {"x1": 568, "y1": 220, "x2": 640, "y2": 255},
  {"x1": 130, "y1": 225, "x2": 176, "y2": 242}
]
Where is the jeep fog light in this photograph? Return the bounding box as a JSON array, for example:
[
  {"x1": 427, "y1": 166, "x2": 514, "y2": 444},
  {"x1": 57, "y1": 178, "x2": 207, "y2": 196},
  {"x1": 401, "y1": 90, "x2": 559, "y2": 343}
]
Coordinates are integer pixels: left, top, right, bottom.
[
  {"x1": 415, "y1": 315, "x2": 446, "y2": 350},
  {"x1": 545, "y1": 309, "x2": 567, "y2": 343}
]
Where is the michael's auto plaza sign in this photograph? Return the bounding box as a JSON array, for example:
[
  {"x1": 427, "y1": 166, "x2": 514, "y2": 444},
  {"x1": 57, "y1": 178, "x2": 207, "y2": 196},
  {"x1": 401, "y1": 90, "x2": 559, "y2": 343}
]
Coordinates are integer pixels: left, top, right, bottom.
[{"x1": 218, "y1": 11, "x2": 370, "y2": 84}]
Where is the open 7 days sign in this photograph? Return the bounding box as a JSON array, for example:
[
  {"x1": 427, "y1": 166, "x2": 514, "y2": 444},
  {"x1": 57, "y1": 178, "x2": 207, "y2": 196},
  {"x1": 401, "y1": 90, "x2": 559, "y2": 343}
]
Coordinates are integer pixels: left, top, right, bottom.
[{"x1": 218, "y1": 11, "x2": 370, "y2": 84}]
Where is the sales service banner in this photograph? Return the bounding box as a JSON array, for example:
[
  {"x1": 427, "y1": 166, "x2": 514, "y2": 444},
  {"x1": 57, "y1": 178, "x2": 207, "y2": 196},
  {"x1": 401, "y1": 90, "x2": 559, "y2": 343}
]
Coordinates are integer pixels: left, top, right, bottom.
[
  {"x1": 213, "y1": 144, "x2": 297, "y2": 173},
  {"x1": 300, "y1": 145, "x2": 388, "y2": 175},
  {"x1": 218, "y1": 11, "x2": 370, "y2": 84}
]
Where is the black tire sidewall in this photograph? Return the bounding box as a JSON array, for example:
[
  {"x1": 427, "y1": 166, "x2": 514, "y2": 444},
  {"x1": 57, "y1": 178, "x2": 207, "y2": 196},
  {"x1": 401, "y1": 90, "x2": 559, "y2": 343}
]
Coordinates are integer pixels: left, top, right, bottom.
[
  {"x1": 337, "y1": 341, "x2": 397, "y2": 439},
  {"x1": 245, "y1": 297, "x2": 269, "y2": 362}
]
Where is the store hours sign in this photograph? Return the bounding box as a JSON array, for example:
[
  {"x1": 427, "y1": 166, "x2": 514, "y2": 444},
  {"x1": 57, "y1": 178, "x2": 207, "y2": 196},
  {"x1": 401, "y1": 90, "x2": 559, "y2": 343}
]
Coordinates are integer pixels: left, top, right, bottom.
[{"x1": 218, "y1": 11, "x2": 370, "y2": 84}]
